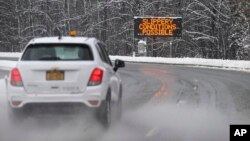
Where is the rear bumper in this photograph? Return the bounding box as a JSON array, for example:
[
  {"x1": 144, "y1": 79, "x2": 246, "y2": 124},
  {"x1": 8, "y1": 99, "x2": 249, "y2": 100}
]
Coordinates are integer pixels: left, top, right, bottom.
[
  {"x1": 7, "y1": 85, "x2": 107, "y2": 108},
  {"x1": 10, "y1": 94, "x2": 102, "y2": 108}
]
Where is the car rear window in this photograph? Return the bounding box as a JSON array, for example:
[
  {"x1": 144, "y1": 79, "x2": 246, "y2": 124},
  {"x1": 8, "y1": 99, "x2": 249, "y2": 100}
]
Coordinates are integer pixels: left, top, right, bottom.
[{"x1": 21, "y1": 44, "x2": 94, "y2": 61}]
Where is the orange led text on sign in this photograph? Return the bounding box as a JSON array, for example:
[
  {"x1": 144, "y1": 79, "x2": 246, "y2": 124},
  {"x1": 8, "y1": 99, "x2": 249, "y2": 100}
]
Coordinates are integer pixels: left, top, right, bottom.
[{"x1": 139, "y1": 18, "x2": 177, "y2": 36}]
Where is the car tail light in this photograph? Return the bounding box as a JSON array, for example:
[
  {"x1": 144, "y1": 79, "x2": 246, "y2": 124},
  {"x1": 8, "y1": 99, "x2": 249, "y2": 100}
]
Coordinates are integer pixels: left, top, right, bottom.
[
  {"x1": 88, "y1": 100, "x2": 99, "y2": 106},
  {"x1": 12, "y1": 101, "x2": 22, "y2": 107},
  {"x1": 10, "y1": 68, "x2": 23, "y2": 87},
  {"x1": 88, "y1": 68, "x2": 103, "y2": 86}
]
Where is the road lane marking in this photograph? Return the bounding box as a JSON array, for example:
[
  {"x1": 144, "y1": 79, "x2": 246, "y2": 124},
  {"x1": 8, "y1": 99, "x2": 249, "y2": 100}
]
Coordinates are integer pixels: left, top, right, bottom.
[
  {"x1": 145, "y1": 126, "x2": 159, "y2": 138},
  {"x1": 141, "y1": 67, "x2": 175, "y2": 103}
]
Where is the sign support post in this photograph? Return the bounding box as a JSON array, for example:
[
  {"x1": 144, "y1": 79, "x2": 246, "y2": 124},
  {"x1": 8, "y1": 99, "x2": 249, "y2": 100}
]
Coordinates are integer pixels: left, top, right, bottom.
[{"x1": 170, "y1": 41, "x2": 173, "y2": 57}]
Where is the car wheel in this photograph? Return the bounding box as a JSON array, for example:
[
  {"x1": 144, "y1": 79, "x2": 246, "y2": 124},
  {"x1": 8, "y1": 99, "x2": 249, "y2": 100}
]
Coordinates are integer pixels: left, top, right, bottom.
[{"x1": 97, "y1": 91, "x2": 111, "y2": 128}]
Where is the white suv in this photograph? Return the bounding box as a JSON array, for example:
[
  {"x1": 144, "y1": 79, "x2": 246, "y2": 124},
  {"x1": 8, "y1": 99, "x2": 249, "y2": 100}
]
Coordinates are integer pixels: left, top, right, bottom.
[{"x1": 5, "y1": 35, "x2": 125, "y2": 126}]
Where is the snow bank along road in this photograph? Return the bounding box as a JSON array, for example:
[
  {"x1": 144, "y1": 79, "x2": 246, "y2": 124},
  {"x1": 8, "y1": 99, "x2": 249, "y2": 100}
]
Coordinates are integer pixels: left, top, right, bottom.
[
  {"x1": 2, "y1": 52, "x2": 250, "y2": 71},
  {"x1": 1, "y1": 59, "x2": 250, "y2": 141}
]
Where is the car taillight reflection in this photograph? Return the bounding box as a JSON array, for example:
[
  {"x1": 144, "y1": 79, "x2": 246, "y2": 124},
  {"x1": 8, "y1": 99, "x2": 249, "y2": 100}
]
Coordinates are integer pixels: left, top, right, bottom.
[
  {"x1": 88, "y1": 68, "x2": 103, "y2": 86},
  {"x1": 10, "y1": 68, "x2": 23, "y2": 87}
]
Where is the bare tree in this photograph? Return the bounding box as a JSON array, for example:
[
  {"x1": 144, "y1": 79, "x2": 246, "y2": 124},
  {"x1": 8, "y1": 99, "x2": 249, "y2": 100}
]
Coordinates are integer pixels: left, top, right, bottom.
[{"x1": 0, "y1": 0, "x2": 249, "y2": 59}]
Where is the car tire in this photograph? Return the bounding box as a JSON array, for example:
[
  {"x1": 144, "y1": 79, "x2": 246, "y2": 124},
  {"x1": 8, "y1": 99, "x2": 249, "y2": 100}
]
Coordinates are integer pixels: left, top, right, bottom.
[{"x1": 97, "y1": 90, "x2": 111, "y2": 128}]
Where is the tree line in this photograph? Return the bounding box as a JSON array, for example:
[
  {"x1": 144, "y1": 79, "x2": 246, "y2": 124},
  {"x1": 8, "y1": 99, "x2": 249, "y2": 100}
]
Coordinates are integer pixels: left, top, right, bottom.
[{"x1": 0, "y1": 0, "x2": 249, "y2": 59}]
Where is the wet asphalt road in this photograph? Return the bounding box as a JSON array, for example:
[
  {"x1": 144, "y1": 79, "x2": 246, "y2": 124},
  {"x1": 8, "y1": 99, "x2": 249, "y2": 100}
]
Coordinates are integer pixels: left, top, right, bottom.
[{"x1": 1, "y1": 61, "x2": 250, "y2": 141}]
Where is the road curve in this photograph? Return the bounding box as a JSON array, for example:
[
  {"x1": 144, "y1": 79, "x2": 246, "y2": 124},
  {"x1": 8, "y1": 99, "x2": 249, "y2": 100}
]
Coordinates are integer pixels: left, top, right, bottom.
[{"x1": 1, "y1": 62, "x2": 250, "y2": 141}]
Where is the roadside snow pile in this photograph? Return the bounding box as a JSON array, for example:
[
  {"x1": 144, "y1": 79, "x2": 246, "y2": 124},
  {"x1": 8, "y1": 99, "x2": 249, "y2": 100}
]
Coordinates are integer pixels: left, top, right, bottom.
[
  {"x1": 0, "y1": 52, "x2": 21, "y2": 58},
  {"x1": 1, "y1": 52, "x2": 250, "y2": 71},
  {"x1": 0, "y1": 60, "x2": 17, "y2": 70},
  {"x1": 0, "y1": 52, "x2": 20, "y2": 70},
  {"x1": 110, "y1": 56, "x2": 250, "y2": 71}
]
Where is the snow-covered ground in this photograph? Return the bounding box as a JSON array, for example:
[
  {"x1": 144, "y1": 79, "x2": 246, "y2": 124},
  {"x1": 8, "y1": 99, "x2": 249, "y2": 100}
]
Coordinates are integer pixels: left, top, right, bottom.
[
  {"x1": 0, "y1": 60, "x2": 17, "y2": 70},
  {"x1": 110, "y1": 56, "x2": 250, "y2": 72},
  {"x1": 1, "y1": 52, "x2": 250, "y2": 72},
  {"x1": 0, "y1": 52, "x2": 22, "y2": 58}
]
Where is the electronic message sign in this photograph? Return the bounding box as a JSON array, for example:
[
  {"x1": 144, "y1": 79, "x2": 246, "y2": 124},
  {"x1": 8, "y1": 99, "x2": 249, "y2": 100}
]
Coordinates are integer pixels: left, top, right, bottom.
[{"x1": 134, "y1": 17, "x2": 182, "y2": 37}]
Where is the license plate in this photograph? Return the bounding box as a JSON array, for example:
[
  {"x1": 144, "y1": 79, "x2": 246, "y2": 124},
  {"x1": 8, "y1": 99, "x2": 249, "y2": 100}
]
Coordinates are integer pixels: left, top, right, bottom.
[{"x1": 46, "y1": 71, "x2": 64, "y2": 80}]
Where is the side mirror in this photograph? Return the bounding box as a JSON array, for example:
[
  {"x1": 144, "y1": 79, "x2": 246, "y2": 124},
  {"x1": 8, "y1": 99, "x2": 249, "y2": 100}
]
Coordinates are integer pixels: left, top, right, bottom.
[{"x1": 114, "y1": 59, "x2": 125, "y2": 72}]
